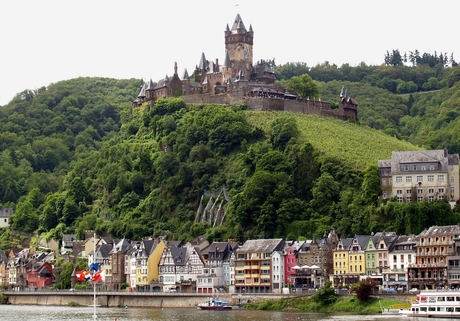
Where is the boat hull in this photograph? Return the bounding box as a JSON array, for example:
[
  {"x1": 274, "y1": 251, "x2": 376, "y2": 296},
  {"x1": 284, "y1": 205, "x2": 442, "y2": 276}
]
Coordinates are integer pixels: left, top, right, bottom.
[{"x1": 197, "y1": 305, "x2": 232, "y2": 310}]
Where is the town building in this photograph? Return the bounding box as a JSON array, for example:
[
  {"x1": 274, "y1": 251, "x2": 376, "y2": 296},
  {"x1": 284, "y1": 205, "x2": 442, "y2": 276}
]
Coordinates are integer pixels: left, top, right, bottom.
[
  {"x1": 234, "y1": 238, "x2": 285, "y2": 293},
  {"x1": 408, "y1": 225, "x2": 460, "y2": 289},
  {"x1": 0, "y1": 206, "x2": 13, "y2": 228},
  {"x1": 378, "y1": 149, "x2": 460, "y2": 206},
  {"x1": 382, "y1": 234, "x2": 416, "y2": 290}
]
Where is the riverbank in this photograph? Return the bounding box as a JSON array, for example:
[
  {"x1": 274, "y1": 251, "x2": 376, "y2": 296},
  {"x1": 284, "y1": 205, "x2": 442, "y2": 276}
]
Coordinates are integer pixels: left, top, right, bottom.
[
  {"x1": 246, "y1": 295, "x2": 408, "y2": 314},
  {"x1": 1, "y1": 291, "x2": 283, "y2": 308}
]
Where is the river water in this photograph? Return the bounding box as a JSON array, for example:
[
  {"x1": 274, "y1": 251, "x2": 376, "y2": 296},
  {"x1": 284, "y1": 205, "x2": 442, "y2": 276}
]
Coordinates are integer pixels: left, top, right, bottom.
[{"x1": 0, "y1": 305, "x2": 454, "y2": 321}]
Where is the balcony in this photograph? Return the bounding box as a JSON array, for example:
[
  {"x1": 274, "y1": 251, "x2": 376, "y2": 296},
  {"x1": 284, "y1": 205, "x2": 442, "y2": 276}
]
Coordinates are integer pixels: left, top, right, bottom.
[{"x1": 407, "y1": 263, "x2": 447, "y2": 268}]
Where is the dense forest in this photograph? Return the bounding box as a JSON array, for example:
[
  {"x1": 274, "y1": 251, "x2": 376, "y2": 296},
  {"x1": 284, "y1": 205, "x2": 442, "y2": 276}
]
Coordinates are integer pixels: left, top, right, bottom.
[{"x1": 1, "y1": 51, "x2": 460, "y2": 249}]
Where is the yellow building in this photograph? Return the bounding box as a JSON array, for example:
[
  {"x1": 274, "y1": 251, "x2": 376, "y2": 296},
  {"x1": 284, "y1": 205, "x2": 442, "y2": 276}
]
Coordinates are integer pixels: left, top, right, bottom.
[
  {"x1": 347, "y1": 235, "x2": 369, "y2": 275},
  {"x1": 333, "y1": 238, "x2": 352, "y2": 278},
  {"x1": 147, "y1": 239, "x2": 166, "y2": 283}
]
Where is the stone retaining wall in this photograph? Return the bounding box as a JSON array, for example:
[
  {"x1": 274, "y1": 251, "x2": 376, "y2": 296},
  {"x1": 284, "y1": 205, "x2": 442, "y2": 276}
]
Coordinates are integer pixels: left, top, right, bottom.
[{"x1": 3, "y1": 292, "x2": 285, "y2": 308}]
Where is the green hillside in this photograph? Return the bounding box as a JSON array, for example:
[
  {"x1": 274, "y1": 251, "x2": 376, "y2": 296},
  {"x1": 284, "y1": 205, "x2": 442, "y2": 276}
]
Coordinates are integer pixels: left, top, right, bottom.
[
  {"x1": 0, "y1": 70, "x2": 459, "y2": 249},
  {"x1": 246, "y1": 111, "x2": 420, "y2": 169}
]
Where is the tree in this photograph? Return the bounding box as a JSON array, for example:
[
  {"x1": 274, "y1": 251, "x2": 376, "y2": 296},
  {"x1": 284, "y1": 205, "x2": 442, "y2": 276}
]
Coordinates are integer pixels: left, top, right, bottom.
[
  {"x1": 270, "y1": 116, "x2": 300, "y2": 150},
  {"x1": 352, "y1": 277, "x2": 377, "y2": 302},
  {"x1": 286, "y1": 74, "x2": 320, "y2": 99}
]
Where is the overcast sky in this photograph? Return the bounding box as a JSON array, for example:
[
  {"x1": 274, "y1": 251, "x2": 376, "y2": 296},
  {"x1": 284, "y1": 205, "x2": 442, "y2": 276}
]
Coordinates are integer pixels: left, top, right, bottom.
[{"x1": 1, "y1": 0, "x2": 459, "y2": 106}]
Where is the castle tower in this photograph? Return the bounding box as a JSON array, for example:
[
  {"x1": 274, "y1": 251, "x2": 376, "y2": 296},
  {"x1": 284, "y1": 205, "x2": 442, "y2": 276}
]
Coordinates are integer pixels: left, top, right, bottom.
[{"x1": 225, "y1": 14, "x2": 253, "y2": 80}]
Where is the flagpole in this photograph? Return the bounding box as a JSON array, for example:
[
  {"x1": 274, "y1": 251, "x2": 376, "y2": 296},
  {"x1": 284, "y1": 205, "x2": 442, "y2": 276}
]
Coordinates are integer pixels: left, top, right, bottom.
[{"x1": 93, "y1": 232, "x2": 97, "y2": 320}]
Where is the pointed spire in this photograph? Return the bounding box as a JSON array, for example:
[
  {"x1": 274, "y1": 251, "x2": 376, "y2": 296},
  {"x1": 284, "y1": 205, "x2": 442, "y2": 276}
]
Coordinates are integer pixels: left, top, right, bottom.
[
  {"x1": 164, "y1": 74, "x2": 170, "y2": 82},
  {"x1": 137, "y1": 84, "x2": 146, "y2": 98},
  {"x1": 339, "y1": 86, "x2": 345, "y2": 98},
  {"x1": 147, "y1": 79, "x2": 155, "y2": 90},
  {"x1": 223, "y1": 51, "x2": 232, "y2": 68},
  {"x1": 182, "y1": 68, "x2": 189, "y2": 80},
  {"x1": 231, "y1": 14, "x2": 246, "y2": 33},
  {"x1": 249, "y1": 24, "x2": 253, "y2": 32},
  {"x1": 199, "y1": 52, "x2": 208, "y2": 70},
  {"x1": 226, "y1": 23, "x2": 230, "y2": 32},
  {"x1": 174, "y1": 62, "x2": 178, "y2": 75}
]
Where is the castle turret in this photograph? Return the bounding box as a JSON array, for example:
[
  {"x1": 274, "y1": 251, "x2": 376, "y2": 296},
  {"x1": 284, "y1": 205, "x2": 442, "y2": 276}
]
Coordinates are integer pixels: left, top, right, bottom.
[{"x1": 225, "y1": 14, "x2": 253, "y2": 80}]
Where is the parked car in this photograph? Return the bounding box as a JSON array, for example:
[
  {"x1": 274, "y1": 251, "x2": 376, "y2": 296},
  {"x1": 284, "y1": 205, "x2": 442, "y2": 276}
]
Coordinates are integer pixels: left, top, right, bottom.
[
  {"x1": 409, "y1": 288, "x2": 418, "y2": 293},
  {"x1": 69, "y1": 288, "x2": 76, "y2": 292}
]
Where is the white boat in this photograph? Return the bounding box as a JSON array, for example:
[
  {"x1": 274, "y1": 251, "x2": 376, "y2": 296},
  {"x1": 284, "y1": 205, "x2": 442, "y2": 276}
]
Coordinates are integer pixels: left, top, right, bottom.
[
  {"x1": 196, "y1": 297, "x2": 232, "y2": 310},
  {"x1": 400, "y1": 290, "x2": 460, "y2": 318}
]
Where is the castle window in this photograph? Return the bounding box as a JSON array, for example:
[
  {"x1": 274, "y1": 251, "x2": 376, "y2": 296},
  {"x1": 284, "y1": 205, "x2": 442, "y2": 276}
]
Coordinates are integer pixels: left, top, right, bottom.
[
  {"x1": 396, "y1": 176, "x2": 402, "y2": 183},
  {"x1": 406, "y1": 176, "x2": 412, "y2": 183},
  {"x1": 438, "y1": 175, "x2": 445, "y2": 182}
]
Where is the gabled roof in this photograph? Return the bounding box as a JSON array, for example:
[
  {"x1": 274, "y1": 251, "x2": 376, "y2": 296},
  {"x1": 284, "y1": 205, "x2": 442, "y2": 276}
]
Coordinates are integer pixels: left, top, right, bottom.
[
  {"x1": 0, "y1": 207, "x2": 13, "y2": 218},
  {"x1": 419, "y1": 225, "x2": 460, "y2": 237},
  {"x1": 237, "y1": 239, "x2": 284, "y2": 253},
  {"x1": 167, "y1": 240, "x2": 184, "y2": 248},
  {"x1": 337, "y1": 237, "x2": 353, "y2": 250},
  {"x1": 169, "y1": 247, "x2": 187, "y2": 266},
  {"x1": 111, "y1": 238, "x2": 131, "y2": 254},
  {"x1": 352, "y1": 235, "x2": 371, "y2": 249}
]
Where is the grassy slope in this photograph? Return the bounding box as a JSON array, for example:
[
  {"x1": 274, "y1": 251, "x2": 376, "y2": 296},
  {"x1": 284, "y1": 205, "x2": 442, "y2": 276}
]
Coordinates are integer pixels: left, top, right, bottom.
[
  {"x1": 246, "y1": 111, "x2": 422, "y2": 169},
  {"x1": 248, "y1": 296, "x2": 408, "y2": 314}
]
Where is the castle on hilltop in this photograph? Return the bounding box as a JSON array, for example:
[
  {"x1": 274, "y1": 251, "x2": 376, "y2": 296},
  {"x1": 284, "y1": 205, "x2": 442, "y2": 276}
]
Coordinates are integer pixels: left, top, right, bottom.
[{"x1": 133, "y1": 14, "x2": 358, "y2": 121}]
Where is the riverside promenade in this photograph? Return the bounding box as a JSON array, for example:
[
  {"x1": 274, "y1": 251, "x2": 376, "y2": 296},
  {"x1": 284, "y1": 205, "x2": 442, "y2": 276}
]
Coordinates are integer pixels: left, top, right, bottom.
[{"x1": 2, "y1": 291, "x2": 283, "y2": 308}]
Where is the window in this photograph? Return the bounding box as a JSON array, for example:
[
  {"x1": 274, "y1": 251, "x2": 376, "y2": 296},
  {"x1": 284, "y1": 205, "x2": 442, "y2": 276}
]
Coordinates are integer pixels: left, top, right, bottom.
[
  {"x1": 451, "y1": 187, "x2": 455, "y2": 195},
  {"x1": 417, "y1": 175, "x2": 423, "y2": 182},
  {"x1": 406, "y1": 176, "x2": 412, "y2": 183},
  {"x1": 428, "y1": 188, "x2": 434, "y2": 194},
  {"x1": 421, "y1": 165, "x2": 426, "y2": 171},
  {"x1": 428, "y1": 175, "x2": 434, "y2": 182},
  {"x1": 413, "y1": 165, "x2": 418, "y2": 170},
  {"x1": 428, "y1": 196, "x2": 435, "y2": 202},
  {"x1": 417, "y1": 188, "x2": 423, "y2": 194},
  {"x1": 396, "y1": 176, "x2": 402, "y2": 183},
  {"x1": 389, "y1": 178, "x2": 392, "y2": 185},
  {"x1": 397, "y1": 197, "x2": 403, "y2": 202},
  {"x1": 417, "y1": 196, "x2": 424, "y2": 202},
  {"x1": 406, "y1": 189, "x2": 412, "y2": 194},
  {"x1": 439, "y1": 188, "x2": 445, "y2": 194},
  {"x1": 382, "y1": 178, "x2": 387, "y2": 186},
  {"x1": 438, "y1": 175, "x2": 445, "y2": 182},
  {"x1": 397, "y1": 190, "x2": 403, "y2": 195},
  {"x1": 404, "y1": 165, "x2": 409, "y2": 171},
  {"x1": 451, "y1": 176, "x2": 455, "y2": 183},
  {"x1": 430, "y1": 164, "x2": 435, "y2": 170}
]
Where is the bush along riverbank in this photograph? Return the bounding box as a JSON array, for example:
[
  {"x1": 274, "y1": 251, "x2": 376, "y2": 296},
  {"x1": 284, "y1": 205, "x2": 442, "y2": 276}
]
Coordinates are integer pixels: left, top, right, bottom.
[{"x1": 246, "y1": 281, "x2": 405, "y2": 314}]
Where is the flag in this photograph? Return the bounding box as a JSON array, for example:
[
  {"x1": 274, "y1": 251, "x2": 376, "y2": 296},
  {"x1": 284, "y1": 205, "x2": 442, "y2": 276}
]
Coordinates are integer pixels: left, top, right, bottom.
[
  {"x1": 76, "y1": 270, "x2": 85, "y2": 282},
  {"x1": 92, "y1": 270, "x2": 105, "y2": 282},
  {"x1": 89, "y1": 263, "x2": 100, "y2": 272},
  {"x1": 84, "y1": 271, "x2": 91, "y2": 281}
]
